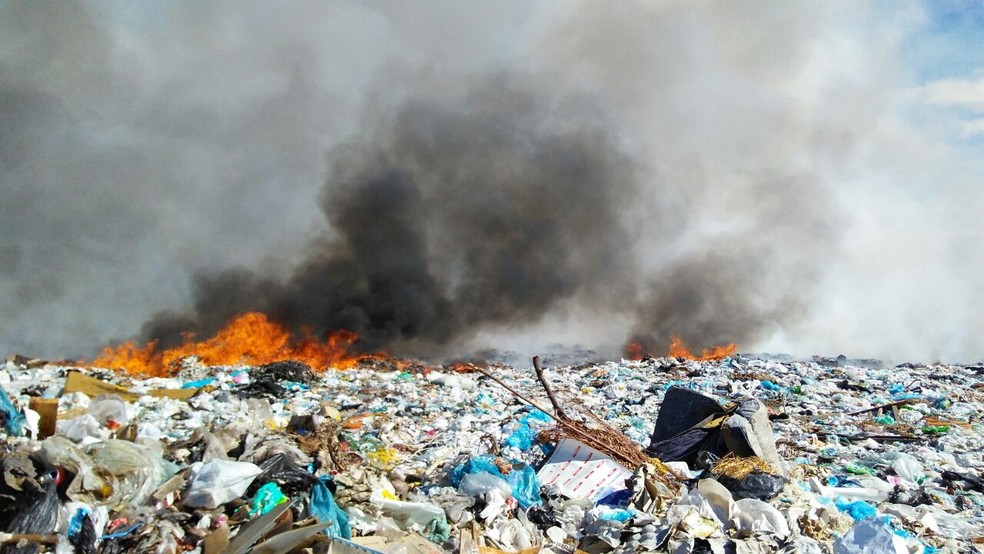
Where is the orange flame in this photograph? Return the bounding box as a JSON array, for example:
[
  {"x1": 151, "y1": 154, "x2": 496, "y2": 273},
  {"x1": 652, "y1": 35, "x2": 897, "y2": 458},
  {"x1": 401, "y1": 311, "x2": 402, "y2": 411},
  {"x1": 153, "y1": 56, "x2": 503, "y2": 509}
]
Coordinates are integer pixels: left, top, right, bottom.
[
  {"x1": 623, "y1": 335, "x2": 737, "y2": 362},
  {"x1": 624, "y1": 342, "x2": 645, "y2": 360},
  {"x1": 668, "y1": 335, "x2": 737, "y2": 361},
  {"x1": 90, "y1": 312, "x2": 365, "y2": 377}
]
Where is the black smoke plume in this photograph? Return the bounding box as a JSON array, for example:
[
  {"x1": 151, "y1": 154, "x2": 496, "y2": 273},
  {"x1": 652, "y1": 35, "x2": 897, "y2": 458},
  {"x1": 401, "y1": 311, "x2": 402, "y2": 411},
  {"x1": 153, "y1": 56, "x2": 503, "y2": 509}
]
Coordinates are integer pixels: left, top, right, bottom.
[
  {"x1": 143, "y1": 74, "x2": 834, "y2": 357},
  {"x1": 144, "y1": 79, "x2": 646, "y2": 352}
]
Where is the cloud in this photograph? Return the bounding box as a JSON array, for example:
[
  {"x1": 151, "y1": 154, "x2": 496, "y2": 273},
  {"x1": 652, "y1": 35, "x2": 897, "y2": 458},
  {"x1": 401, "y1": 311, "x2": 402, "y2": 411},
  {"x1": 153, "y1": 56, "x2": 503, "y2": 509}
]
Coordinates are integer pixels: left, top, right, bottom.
[
  {"x1": 924, "y1": 74, "x2": 984, "y2": 111},
  {"x1": 962, "y1": 117, "x2": 984, "y2": 137}
]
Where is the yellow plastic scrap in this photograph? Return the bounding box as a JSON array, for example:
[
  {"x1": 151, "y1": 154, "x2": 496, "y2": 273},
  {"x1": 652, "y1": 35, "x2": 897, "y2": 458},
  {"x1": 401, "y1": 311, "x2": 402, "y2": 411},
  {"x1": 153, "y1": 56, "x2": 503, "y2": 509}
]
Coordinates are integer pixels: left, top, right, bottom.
[
  {"x1": 367, "y1": 447, "x2": 400, "y2": 469},
  {"x1": 647, "y1": 457, "x2": 675, "y2": 474}
]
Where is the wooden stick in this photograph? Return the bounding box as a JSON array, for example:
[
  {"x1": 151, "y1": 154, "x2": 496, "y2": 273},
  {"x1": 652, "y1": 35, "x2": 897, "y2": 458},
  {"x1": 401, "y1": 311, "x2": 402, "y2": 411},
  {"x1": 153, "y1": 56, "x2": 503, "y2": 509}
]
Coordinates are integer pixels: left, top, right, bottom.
[
  {"x1": 533, "y1": 356, "x2": 568, "y2": 420},
  {"x1": 846, "y1": 398, "x2": 918, "y2": 416},
  {"x1": 0, "y1": 533, "x2": 60, "y2": 545},
  {"x1": 470, "y1": 366, "x2": 557, "y2": 420}
]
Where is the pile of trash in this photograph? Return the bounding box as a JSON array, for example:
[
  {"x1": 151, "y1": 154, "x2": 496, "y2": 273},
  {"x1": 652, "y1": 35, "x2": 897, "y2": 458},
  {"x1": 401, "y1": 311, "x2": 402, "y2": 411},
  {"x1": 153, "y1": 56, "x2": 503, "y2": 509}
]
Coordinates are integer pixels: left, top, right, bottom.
[{"x1": 1, "y1": 352, "x2": 983, "y2": 553}]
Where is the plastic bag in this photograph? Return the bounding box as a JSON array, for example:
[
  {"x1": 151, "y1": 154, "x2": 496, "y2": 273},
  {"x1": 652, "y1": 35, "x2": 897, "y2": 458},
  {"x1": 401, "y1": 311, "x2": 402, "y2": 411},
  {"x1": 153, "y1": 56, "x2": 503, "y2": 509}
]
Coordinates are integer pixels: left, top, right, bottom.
[
  {"x1": 835, "y1": 498, "x2": 878, "y2": 522},
  {"x1": 67, "y1": 508, "x2": 98, "y2": 554},
  {"x1": 246, "y1": 452, "x2": 317, "y2": 497},
  {"x1": 833, "y1": 518, "x2": 908, "y2": 554},
  {"x1": 40, "y1": 436, "x2": 107, "y2": 503},
  {"x1": 310, "y1": 475, "x2": 351, "y2": 539},
  {"x1": 87, "y1": 394, "x2": 130, "y2": 429},
  {"x1": 459, "y1": 472, "x2": 512, "y2": 498},
  {"x1": 370, "y1": 488, "x2": 450, "y2": 543},
  {"x1": 57, "y1": 414, "x2": 110, "y2": 442},
  {"x1": 87, "y1": 439, "x2": 169, "y2": 506},
  {"x1": 4, "y1": 469, "x2": 60, "y2": 553},
  {"x1": 40, "y1": 437, "x2": 166, "y2": 507},
  {"x1": 507, "y1": 463, "x2": 542, "y2": 509},
  {"x1": 183, "y1": 460, "x2": 262, "y2": 509},
  {"x1": 449, "y1": 455, "x2": 503, "y2": 486},
  {"x1": 716, "y1": 471, "x2": 785, "y2": 501},
  {"x1": 730, "y1": 498, "x2": 789, "y2": 539},
  {"x1": 891, "y1": 454, "x2": 925, "y2": 485}
]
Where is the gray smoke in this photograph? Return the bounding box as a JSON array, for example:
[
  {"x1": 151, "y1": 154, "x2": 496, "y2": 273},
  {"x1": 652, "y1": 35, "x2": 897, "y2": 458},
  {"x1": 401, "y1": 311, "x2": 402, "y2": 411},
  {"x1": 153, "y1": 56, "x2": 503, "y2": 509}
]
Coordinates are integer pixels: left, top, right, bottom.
[{"x1": 3, "y1": 1, "x2": 982, "y2": 362}]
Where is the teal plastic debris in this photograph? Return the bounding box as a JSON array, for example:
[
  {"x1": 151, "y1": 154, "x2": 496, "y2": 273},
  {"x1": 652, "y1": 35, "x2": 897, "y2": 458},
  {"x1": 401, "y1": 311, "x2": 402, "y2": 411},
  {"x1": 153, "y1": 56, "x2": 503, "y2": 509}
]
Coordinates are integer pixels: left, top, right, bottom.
[
  {"x1": 835, "y1": 498, "x2": 878, "y2": 521},
  {"x1": 760, "y1": 380, "x2": 781, "y2": 392},
  {"x1": 67, "y1": 507, "x2": 89, "y2": 539},
  {"x1": 251, "y1": 482, "x2": 288, "y2": 516},
  {"x1": 181, "y1": 378, "x2": 215, "y2": 389},
  {"x1": 504, "y1": 409, "x2": 552, "y2": 450},
  {"x1": 310, "y1": 475, "x2": 351, "y2": 539},
  {"x1": 873, "y1": 414, "x2": 895, "y2": 425},
  {"x1": 594, "y1": 506, "x2": 635, "y2": 522},
  {"x1": 0, "y1": 385, "x2": 25, "y2": 435}
]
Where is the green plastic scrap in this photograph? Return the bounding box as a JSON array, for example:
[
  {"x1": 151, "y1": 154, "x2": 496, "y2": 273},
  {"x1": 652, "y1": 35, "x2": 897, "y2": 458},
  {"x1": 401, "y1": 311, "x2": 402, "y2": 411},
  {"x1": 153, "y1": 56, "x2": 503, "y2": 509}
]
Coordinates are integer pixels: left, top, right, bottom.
[
  {"x1": 843, "y1": 462, "x2": 875, "y2": 475},
  {"x1": 921, "y1": 425, "x2": 950, "y2": 435},
  {"x1": 873, "y1": 415, "x2": 895, "y2": 426},
  {"x1": 250, "y1": 482, "x2": 288, "y2": 516}
]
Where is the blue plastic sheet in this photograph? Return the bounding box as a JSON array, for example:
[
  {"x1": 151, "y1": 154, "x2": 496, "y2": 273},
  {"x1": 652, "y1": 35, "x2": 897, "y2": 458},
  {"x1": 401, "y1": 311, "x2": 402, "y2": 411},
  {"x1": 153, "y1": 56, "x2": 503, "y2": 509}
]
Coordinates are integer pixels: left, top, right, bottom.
[
  {"x1": 0, "y1": 385, "x2": 24, "y2": 435},
  {"x1": 835, "y1": 498, "x2": 878, "y2": 521},
  {"x1": 310, "y1": 475, "x2": 351, "y2": 539}
]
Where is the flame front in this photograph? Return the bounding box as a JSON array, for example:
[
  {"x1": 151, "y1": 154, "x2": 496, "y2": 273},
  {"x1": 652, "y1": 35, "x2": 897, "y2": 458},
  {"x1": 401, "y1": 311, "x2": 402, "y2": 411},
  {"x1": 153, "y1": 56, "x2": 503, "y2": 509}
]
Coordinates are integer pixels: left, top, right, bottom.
[
  {"x1": 90, "y1": 312, "x2": 363, "y2": 377},
  {"x1": 624, "y1": 335, "x2": 737, "y2": 362},
  {"x1": 668, "y1": 335, "x2": 737, "y2": 361}
]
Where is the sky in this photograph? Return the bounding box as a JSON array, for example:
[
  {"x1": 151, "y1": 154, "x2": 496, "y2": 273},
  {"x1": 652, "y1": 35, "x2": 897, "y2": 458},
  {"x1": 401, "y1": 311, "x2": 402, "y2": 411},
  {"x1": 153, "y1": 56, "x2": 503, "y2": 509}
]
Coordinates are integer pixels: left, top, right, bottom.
[{"x1": 2, "y1": 0, "x2": 984, "y2": 363}]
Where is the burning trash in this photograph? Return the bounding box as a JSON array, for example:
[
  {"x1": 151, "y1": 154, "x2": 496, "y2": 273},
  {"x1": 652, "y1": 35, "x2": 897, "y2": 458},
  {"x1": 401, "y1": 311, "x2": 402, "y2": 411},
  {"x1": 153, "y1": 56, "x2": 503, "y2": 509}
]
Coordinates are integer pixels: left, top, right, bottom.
[{"x1": 2, "y1": 344, "x2": 984, "y2": 553}]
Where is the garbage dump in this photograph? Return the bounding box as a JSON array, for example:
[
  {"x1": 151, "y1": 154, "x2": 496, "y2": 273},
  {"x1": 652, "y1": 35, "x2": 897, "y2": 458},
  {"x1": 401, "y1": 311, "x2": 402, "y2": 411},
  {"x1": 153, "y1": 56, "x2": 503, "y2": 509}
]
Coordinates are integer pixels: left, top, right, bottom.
[{"x1": 1, "y1": 351, "x2": 983, "y2": 553}]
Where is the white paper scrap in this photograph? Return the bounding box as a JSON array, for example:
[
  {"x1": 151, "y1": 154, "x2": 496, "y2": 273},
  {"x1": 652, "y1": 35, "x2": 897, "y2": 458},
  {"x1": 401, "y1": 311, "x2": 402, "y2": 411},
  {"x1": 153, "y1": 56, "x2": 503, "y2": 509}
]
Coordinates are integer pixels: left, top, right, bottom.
[{"x1": 537, "y1": 438, "x2": 633, "y2": 502}]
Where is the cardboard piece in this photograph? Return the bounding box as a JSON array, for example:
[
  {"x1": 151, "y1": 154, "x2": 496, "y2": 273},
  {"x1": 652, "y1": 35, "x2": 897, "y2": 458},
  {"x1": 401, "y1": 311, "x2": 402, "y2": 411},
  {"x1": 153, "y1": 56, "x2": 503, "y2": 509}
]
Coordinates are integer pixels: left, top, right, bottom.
[
  {"x1": 63, "y1": 371, "x2": 200, "y2": 402},
  {"x1": 28, "y1": 398, "x2": 58, "y2": 438}
]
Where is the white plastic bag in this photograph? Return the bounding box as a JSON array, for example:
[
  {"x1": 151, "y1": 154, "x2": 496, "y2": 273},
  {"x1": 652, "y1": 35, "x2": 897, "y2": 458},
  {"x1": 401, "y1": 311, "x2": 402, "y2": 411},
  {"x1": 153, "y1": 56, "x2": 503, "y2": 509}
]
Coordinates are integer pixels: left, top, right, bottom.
[{"x1": 182, "y1": 460, "x2": 262, "y2": 509}]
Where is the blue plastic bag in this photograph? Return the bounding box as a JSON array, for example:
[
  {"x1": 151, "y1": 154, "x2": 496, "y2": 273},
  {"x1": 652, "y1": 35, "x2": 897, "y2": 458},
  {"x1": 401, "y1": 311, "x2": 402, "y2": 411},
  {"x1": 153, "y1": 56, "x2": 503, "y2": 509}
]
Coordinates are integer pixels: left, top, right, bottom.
[
  {"x1": 507, "y1": 463, "x2": 542, "y2": 509},
  {"x1": 835, "y1": 498, "x2": 877, "y2": 521},
  {"x1": 0, "y1": 385, "x2": 24, "y2": 436},
  {"x1": 760, "y1": 380, "x2": 781, "y2": 392},
  {"x1": 310, "y1": 475, "x2": 351, "y2": 539},
  {"x1": 450, "y1": 456, "x2": 542, "y2": 509},
  {"x1": 449, "y1": 455, "x2": 503, "y2": 487}
]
